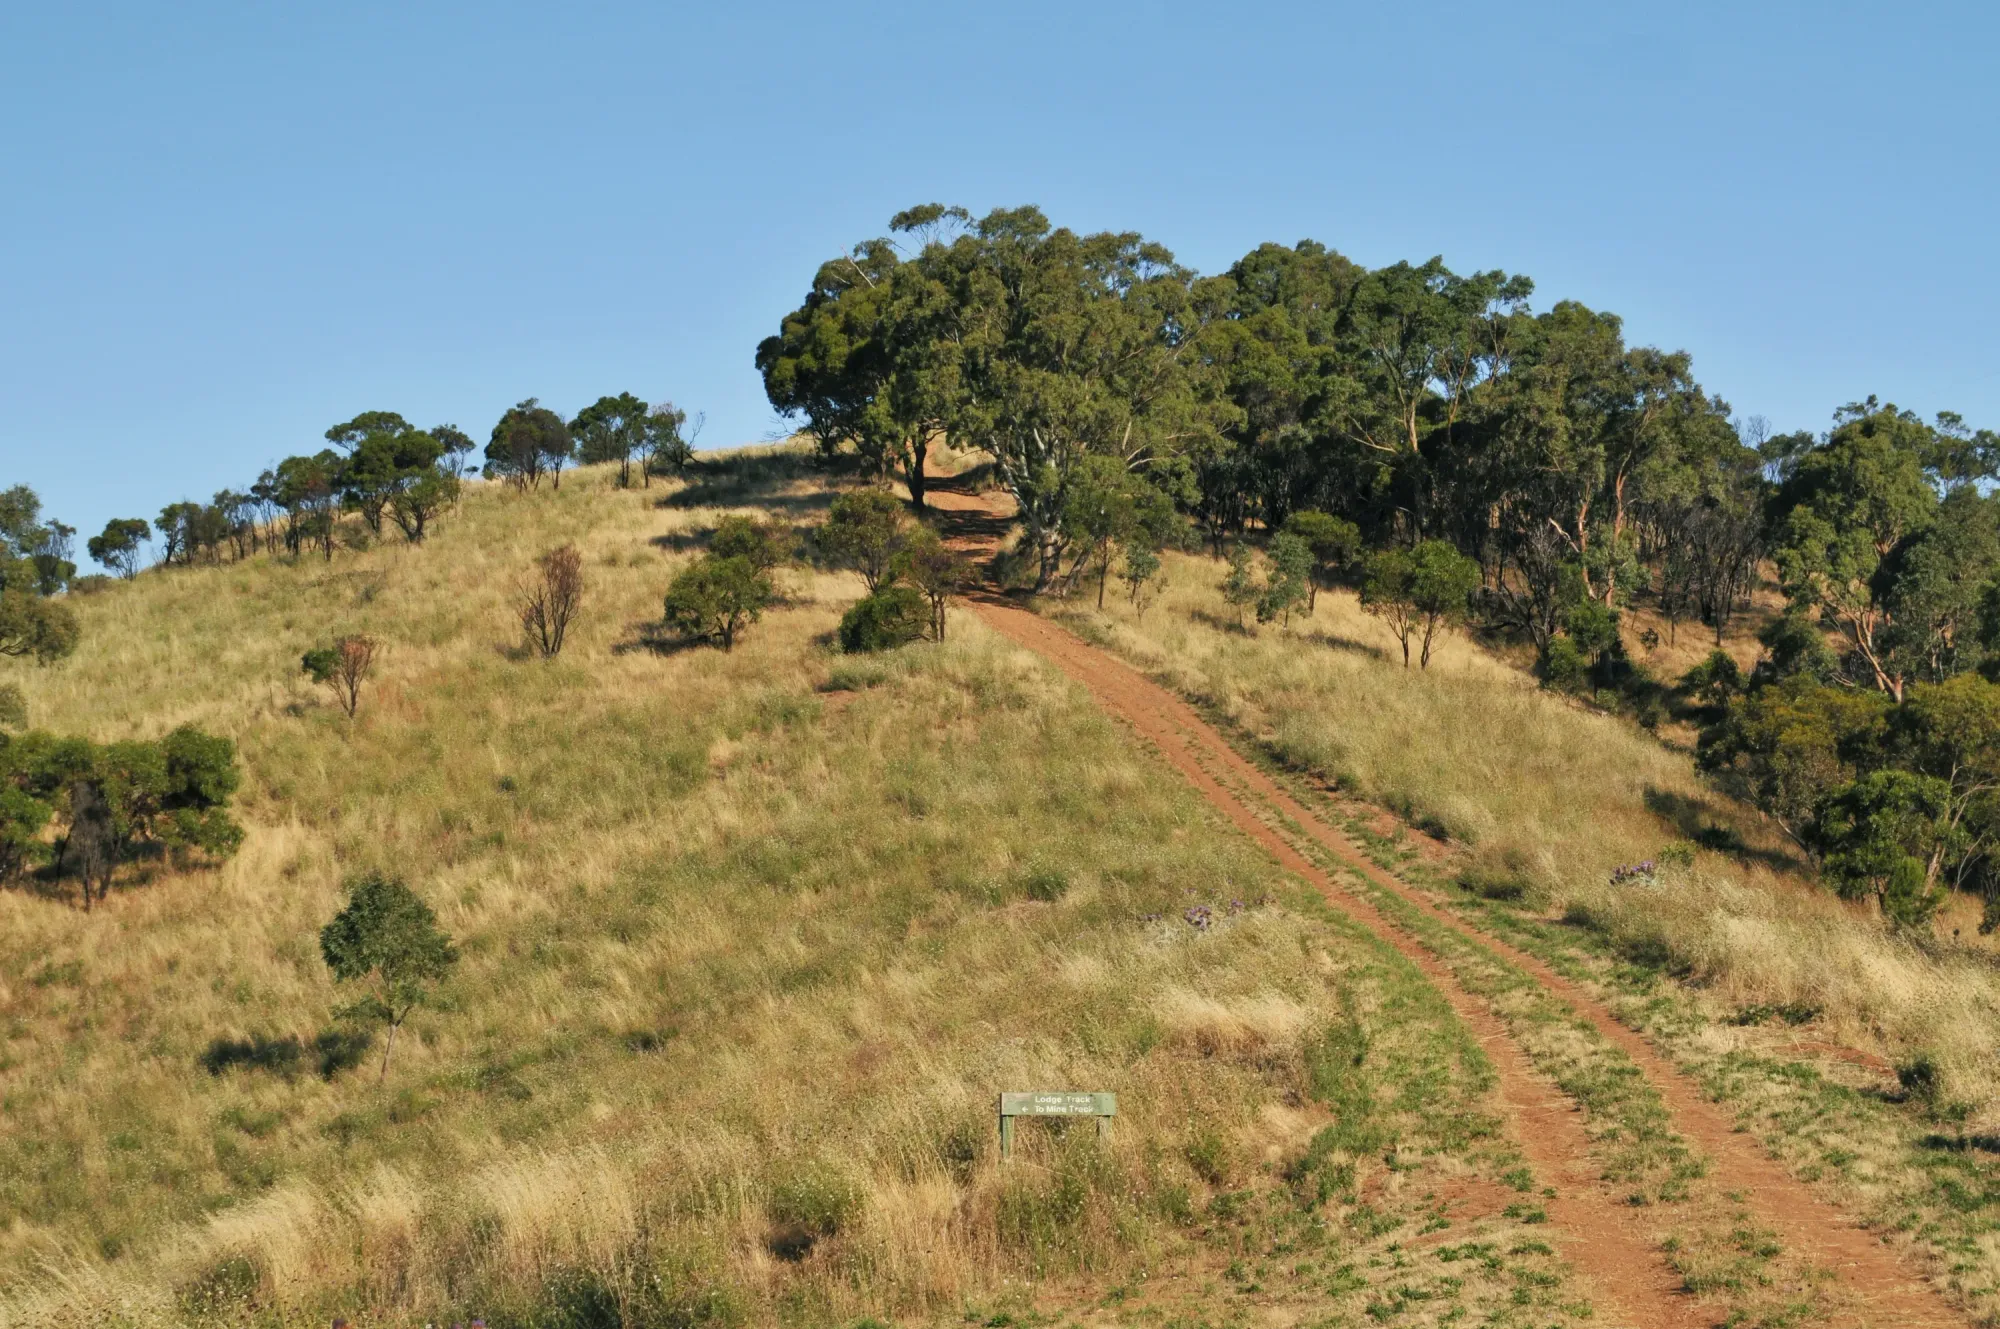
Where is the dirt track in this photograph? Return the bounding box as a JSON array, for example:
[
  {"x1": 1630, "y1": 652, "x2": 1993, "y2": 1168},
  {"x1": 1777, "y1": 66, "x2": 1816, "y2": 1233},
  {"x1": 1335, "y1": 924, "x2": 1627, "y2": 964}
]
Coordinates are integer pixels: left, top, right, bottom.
[{"x1": 925, "y1": 473, "x2": 1967, "y2": 1329}]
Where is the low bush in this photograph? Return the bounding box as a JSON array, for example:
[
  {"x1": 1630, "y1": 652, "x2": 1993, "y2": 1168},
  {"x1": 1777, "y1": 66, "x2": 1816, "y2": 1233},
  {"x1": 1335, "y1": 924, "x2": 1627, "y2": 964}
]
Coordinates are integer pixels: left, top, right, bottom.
[
  {"x1": 837, "y1": 586, "x2": 929, "y2": 653},
  {"x1": 1020, "y1": 865, "x2": 1070, "y2": 902}
]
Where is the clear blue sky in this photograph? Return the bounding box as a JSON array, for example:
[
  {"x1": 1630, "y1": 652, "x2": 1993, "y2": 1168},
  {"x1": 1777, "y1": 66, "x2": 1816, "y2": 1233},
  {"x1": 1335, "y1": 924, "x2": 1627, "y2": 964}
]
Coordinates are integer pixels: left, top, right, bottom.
[{"x1": 4, "y1": 1, "x2": 1996, "y2": 558}]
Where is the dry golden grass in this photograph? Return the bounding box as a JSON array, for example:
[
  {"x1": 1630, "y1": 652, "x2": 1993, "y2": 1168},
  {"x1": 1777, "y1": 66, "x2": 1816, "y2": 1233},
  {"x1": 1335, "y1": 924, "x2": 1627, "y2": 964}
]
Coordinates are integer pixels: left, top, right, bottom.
[
  {"x1": 0, "y1": 457, "x2": 1576, "y2": 1328},
  {"x1": 1053, "y1": 551, "x2": 2000, "y2": 1105}
]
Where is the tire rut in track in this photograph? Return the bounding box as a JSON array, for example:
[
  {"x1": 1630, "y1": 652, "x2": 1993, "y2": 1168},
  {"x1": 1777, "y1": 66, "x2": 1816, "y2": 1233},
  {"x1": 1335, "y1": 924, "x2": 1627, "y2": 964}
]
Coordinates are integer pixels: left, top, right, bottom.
[{"x1": 922, "y1": 473, "x2": 1967, "y2": 1328}]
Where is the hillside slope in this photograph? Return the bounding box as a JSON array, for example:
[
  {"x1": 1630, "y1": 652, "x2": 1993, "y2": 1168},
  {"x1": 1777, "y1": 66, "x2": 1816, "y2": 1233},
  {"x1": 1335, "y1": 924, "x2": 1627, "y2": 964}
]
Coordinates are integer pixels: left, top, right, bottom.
[
  {"x1": 1023, "y1": 531, "x2": 2000, "y2": 1323},
  {"x1": 0, "y1": 457, "x2": 1587, "y2": 1328}
]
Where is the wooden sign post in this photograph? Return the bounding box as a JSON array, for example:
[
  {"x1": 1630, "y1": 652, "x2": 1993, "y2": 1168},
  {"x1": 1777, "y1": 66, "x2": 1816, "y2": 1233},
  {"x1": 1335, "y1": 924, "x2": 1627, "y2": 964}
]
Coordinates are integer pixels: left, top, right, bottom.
[{"x1": 998, "y1": 1092, "x2": 1117, "y2": 1159}]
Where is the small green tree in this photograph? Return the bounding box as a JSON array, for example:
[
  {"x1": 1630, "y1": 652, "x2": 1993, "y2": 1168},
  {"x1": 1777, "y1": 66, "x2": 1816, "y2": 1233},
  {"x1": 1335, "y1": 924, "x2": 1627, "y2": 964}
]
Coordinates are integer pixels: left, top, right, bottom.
[
  {"x1": 387, "y1": 460, "x2": 458, "y2": 544},
  {"x1": 1679, "y1": 649, "x2": 1743, "y2": 711},
  {"x1": 1280, "y1": 510, "x2": 1361, "y2": 612},
  {"x1": 1055, "y1": 456, "x2": 1180, "y2": 608},
  {"x1": 319, "y1": 873, "x2": 458, "y2": 1081},
  {"x1": 433, "y1": 423, "x2": 477, "y2": 479},
  {"x1": 889, "y1": 527, "x2": 967, "y2": 641},
  {"x1": 1257, "y1": 530, "x2": 1313, "y2": 626},
  {"x1": 818, "y1": 490, "x2": 906, "y2": 592},
  {"x1": 1361, "y1": 540, "x2": 1480, "y2": 669},
  {"x1": 1220, "y1": 543, "x2": 1259, "y2": 627},
  {"x1": 0, "y1": 785, "x2": 50, "y2": 881},
  {"x1": 663, "y1": 555, "x2": 775, "y2": 650},
  {"x1": 1121, "y1": 545, "x2": 1163, "y2": 616}
]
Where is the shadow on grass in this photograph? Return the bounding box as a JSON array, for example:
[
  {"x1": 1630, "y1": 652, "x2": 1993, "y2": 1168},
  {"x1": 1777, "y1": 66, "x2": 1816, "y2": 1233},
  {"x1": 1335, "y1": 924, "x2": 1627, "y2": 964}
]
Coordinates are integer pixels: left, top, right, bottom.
[
  {"x1": 649, "y1": 530, "x2": 710, "y2": 555},
  {"x1": 200, "y1": 1028, "x2": 374, "y2": 1081},
  {"x1": 1, "y1": 868, "x2": 79, "y2": 907},
  {"x1": 1918, "y1": 1133, "x2": 2000, "y2": 1154},
  {"x1": 657, "y1": 451, "x2": 850, "y2": 515},
  {"x1": 612, "y1": 620, "x2": 708, "y2": 657},
  {"x1": 1191, "y1": 608, "x2": 1257, "y2": 638},
  {"x1": 1304, "y1": 629, "x2": 1391, "y2": 662},
  {"x1": 4, "y1": 855, "x2": 172, "y2": 910},
  {"x1": 1642, "y1": 787, "x2": 1800, "y2": 872}
]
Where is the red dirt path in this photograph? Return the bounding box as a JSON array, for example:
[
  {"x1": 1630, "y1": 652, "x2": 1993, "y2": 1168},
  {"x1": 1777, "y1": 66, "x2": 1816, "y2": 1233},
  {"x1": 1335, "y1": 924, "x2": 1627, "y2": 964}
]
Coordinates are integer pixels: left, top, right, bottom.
[{"x1": 923, "y1": 472, "x2": 1967, "y2": 1329}]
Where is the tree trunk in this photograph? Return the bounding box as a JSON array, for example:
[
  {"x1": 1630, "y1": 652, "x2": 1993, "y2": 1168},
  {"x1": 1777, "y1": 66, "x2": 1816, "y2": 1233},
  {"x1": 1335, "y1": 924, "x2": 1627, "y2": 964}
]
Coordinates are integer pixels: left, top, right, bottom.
[
  {"x1": 1605, "y1": 471, "x2": 1628, "y2": 606},
  {"x1": 906, "y1": 437, "x2": 929, "y2": 512},
  {"x1": 379, "y1": 1021, "x2": 399, "y2": 1083}
]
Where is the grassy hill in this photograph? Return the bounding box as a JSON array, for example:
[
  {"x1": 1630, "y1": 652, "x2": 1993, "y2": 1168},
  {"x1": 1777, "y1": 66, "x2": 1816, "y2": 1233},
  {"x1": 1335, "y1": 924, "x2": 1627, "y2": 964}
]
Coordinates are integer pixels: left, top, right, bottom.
[
  {"x1": 0, "y1": 456, "x2": 1591, "y2": 1328},
  {"x1": 1045, "y1": 550, "x2": 2000, "y2": 1098}
]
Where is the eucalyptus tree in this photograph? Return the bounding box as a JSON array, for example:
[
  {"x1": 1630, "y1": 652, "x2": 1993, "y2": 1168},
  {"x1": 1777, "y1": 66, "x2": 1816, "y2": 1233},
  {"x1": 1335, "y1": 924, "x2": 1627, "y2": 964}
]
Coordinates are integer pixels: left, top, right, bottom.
[
  {"x1": 1328, "y1": 257, "x2": 1533, "y2": 538},
  {"x1": 485, "y1": 399, "x2": 573, "y2": 490},
  {"x1": 758, "y1": 206, "x2": 975, "y2": 511},
  {"x1": 0, "y1": 492, "x2": 79, "y2": 662},
  {"x1": 432, "y1": 424, "x2": 477, "y2": 479},
  {"x1": 0, "y1": 486, "x2": 77, "y2": 595},
  {"x1": 1767, "y1": 400, "x2": 1941, "y2": 700},
  {"x1": 332, "y1": 412, "x2": 447, "y2": 536},
  {"x1": 934, "y1": 207, "x2": 1226, "y2": 587},
  {"x1": 1057, "y1": 453, "x2": 1181, "y2": 607},
  {"x1": 758, "y1": 237, "x2": 900, "y2": 474},
  {"x1": 641, "y1": 402, "x2": 694, "y2": 484},
  {"x1": 572, "y1": 392, "x2": 650, "y2": 487},
  {"x1": 213, "y1": 490, "x2": 256, "y2": 559},
  {"x1": 274, "y1": 451, "x2": 342, "y2": 559},
  {"x1": 88, "y1": 518, "x2": 151, "y2": 579},
  {"x1": 320, "y1": 874, "x2": 458, "y2": 1080},
  {"x1": 1279, "y1": 509, "x2": 1361, "y2": 612},
  {"x1": 1361, "y1": 540, "x2": 1481, "y2": 669}
]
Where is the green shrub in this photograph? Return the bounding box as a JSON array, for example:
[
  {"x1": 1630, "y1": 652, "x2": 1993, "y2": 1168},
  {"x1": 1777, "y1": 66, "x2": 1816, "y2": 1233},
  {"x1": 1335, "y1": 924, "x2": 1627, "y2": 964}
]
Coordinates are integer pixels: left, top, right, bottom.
[
  {"x1": 1457, "y1": 867, "x2": 1528, "y2": 902},
  {"x1": 1183, "y1": 1129, "x2": 1233, "y2": 1185},
  {"x1": 1897, "y1": 1054, "x2": 1941, "y2": 1107},
  {"x1": 769, "y1": 1163, "x2": 862, "y2": 1238},
  {"x1": 1657, "y1": 841, "x2": 1697, "y2": 870},
  {"x1": 997, "y1": 1152, "x2": 1094, "y2": 1254},
  {"x1": 1540, "y1": 636, "x2": 1589, "y2": 692},
  {"x1": 838, "y1": 586, "x2": 929, "y2": 653},
  {"x1": 537, "y1": 1266, "x2": 621, "y2": 1329},
  {"x1": 177, "y1": 1252, "x2": 261, "y2": 1317},
  {"x1": 1020, "y1": 865, "x2": 1070, "y2": 902}
]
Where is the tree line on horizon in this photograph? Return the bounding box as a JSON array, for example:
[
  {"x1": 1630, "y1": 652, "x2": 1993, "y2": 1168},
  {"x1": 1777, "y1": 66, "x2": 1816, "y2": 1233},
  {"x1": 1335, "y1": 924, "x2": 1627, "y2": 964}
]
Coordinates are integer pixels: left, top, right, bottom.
[
  {"x1": 758, "y1": 203, "x2": 2000, "y2": 929},
  {"x1": 7, "y1": 201, "x2": 2000, "y2": 932}
]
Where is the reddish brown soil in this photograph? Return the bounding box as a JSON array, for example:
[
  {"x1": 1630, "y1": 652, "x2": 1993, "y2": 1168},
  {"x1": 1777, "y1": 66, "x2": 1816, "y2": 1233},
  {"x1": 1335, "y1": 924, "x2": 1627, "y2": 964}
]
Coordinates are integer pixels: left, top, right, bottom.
[{"x1": 922, "y1": 473, "x2": 1968, "y2": 1329}]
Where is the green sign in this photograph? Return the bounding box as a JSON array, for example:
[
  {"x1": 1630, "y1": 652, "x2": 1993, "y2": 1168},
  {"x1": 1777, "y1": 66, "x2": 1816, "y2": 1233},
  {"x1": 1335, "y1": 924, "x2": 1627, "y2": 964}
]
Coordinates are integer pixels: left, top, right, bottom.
[
  {"x1": 998, "y1": 1091, "x2": 1117, "y2": 1158},
  {"x1": 1000, "y1": 1092, "x2": 1117, "y2": 1117}
]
